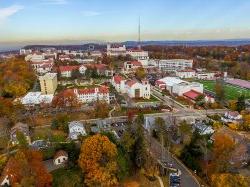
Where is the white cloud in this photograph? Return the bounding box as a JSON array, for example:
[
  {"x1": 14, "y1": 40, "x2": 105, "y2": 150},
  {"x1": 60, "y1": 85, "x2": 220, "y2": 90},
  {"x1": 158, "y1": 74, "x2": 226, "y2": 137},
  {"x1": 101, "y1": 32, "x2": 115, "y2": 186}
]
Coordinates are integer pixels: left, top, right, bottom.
[
  {"x1": 82, "y1": 11, "x2": 101, "y2": 17},
  {"x1": 0, "y1": 5, "x2": 24, "y2": 24},
  {"x1": 42, "y1": 0, "x2": 68, "y2": 5}
]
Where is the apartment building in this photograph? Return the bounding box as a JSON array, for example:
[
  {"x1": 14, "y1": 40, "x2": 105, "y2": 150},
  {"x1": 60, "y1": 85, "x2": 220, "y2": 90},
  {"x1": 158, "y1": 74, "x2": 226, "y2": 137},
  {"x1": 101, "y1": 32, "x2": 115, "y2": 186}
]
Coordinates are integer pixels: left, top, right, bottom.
[
  {"x1": 39, "y1": 73, "x2": 58, "y2": 94},
  {"x1": 157, "y1": 59, "x2": 193, "y2": 72}
]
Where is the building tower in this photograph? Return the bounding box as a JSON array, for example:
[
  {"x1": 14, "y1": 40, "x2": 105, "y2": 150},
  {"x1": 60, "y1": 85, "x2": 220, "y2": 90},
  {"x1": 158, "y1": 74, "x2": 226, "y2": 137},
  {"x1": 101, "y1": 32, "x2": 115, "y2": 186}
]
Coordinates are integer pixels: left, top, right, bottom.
[{"x1": 138, "y1": 16, "x2": 141, "y2": 50}]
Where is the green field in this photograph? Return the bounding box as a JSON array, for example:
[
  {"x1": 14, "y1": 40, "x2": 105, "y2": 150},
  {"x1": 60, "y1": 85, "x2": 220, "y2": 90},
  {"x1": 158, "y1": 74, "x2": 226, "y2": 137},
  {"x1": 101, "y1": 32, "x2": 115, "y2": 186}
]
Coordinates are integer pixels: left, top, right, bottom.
[{"x1": 198, "y1": 80, "x2": 250, "y2": 100}]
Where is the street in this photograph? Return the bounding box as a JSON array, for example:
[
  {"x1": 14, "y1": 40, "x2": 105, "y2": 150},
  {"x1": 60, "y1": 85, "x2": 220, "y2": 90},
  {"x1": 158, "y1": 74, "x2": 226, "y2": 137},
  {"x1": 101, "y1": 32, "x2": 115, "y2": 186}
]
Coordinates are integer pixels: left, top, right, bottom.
[{"x1": 146, "y1": 133, "x2": 200, "y2": 187}]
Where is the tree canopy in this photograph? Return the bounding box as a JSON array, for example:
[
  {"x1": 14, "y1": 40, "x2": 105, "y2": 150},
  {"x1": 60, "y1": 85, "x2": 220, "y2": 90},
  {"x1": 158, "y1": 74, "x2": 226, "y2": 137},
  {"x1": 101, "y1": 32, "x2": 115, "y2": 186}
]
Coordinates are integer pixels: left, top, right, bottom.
[{"x1": 78, "y1": 134, "x2": 118, "y2": 186}]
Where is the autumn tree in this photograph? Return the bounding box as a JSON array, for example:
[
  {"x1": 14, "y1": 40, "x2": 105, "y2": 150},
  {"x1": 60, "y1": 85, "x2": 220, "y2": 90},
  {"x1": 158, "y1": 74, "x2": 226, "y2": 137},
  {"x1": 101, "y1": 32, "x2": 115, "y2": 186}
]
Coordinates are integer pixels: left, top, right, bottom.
[
  {"x1": 0, "y1": 57, "x2": 36, "y2": 98},
  {"x1": 214, "y1": 80, "x2": 225, "y2": 102},
  {"x1": 135, "y1": 67, "x2": 146, "y2": 80},
  {"x1": 178, "y1": 121, "x2": 192, "y2": 145},
  {"x1": 94, "y1": 101, "x2": 110, "y2": 118},
  {"x1": 210, "y1": 133, "x2": 235, "y2": 173},
  {"x1": 5, "y1": 149, "x2": 52, "y2": 186},
  {"x1": 78, "y1": 134, "x2": 118, "y2": 186},
  {"x1": 52, "y1": 89, "x2": 79, "y2": 109},
  {"x1": 16, "y1": 131, "x2": 28, "y2": 149},
  {"x1": 236, "y1": 94, "x2": 246, "y2": 112},
  {"x1": 211, "y1": 173, "x2": 250, "y2": 187}
]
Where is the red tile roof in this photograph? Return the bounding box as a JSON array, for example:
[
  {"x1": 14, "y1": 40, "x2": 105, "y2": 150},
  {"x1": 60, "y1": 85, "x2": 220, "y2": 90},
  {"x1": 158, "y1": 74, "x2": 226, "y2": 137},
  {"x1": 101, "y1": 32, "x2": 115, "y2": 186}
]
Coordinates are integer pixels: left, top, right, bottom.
[
  {"x1": 183, "y1": 90, "x2": 202, "y2": 100},
  {"x1": 54, "y1": 150, "x2": 68, "y2": 159},
  {"x1": 126, "y1": 80, "x2": 137, "y2": 87},
  {"x1": 128, "y1": 49, "x2": 144, "y2": 52},
  {"x1": 130, "y1": 61, "x2": 142, "y2": 66},
  {"x1": 113, "y1": 75, "x2": 124, "y2": 84},
  {"x1": 155, "y1": 80, "x2": 166, "y2": 85},
  {"x1": 76, "y1": 86, "x2": 109, "y2": 95},
  {"x1": 59, "y1": 66, "x2": 79, "y2": 72}
]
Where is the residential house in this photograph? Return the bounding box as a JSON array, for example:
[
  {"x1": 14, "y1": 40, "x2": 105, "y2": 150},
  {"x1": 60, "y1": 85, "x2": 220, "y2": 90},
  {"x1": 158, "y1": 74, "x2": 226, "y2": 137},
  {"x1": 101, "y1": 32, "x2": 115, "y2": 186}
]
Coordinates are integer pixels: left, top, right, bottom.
[
  {"x1": 53, "y1": 150, "x2": 68, "y2": 165},
  {"x1": 68, "y1": 121, "x2": 87, "y2": 140},
  {"x1": 222, "y1": 111, "x2": 243, "y2": 124},
  {"x1": 123, "y1": 60, "x2": 142, "y2": 73}
]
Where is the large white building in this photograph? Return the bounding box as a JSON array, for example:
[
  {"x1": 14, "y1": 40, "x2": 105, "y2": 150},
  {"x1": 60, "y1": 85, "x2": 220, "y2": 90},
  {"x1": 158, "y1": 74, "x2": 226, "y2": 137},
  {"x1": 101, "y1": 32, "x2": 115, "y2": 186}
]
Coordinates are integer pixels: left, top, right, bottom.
[
  {"x1": 175, "y1": 69, "x2": 196, "y2": 79},
  {"x1": 196, "y1": 72, "x2": 216, "y2": 80},
  {"x1": 154, "y1": 59, "x2": 193, "y2": 72},
  {"x1": 126, "y1": 49, "x2": 149, "y2": 66},
  {"x1": 155, "y1": 77, "x2": 203, "y2": 96},
  {"x1": 107, "y1": 44, "x2": 127, "y2": 56},
  {"x1": 111, "y1": 75, "x2": 150, "y2": 99},
  {"x1": 73, "y1": 86, "x2": 110, "y2": 104}
]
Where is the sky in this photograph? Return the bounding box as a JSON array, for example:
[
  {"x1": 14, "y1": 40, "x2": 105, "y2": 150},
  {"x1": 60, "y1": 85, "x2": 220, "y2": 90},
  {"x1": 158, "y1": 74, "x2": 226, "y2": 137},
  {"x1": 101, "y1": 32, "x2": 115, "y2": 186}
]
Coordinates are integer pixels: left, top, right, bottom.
[{"x1": 1, "y1": 0, "x2": 250, "y2": 45}]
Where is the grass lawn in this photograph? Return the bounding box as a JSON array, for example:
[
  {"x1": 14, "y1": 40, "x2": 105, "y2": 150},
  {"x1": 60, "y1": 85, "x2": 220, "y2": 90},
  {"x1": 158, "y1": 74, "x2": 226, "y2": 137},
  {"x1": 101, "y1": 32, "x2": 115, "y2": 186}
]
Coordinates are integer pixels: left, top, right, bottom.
[
  {"x1": 133, "y1": 95, "x2": 160, "y2": 103},
  {"x1": 198, "y1": 80, "x2": 250, "y2": 100},
  {"x1": 52, "y1": 167, "x2": 83, "y2": 187}
]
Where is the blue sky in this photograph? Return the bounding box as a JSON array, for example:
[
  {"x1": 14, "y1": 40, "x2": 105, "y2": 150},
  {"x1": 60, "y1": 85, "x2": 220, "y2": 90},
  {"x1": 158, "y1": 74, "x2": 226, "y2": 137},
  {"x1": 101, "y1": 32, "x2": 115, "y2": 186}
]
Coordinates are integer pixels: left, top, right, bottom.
[{"x1": 1, "y1": 0, "x2": 250, "y2": 44}]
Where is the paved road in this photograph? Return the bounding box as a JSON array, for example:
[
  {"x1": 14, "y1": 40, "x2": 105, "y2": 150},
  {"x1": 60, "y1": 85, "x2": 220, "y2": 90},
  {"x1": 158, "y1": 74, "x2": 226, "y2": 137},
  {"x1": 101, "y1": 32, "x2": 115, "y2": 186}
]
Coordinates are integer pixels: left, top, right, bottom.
[
  {"x1": 146, "y1": 133, "x2": 200, "y2": 187},
  {"x1": 151, "y1": 88, "x2": 187, "y2": 110}
]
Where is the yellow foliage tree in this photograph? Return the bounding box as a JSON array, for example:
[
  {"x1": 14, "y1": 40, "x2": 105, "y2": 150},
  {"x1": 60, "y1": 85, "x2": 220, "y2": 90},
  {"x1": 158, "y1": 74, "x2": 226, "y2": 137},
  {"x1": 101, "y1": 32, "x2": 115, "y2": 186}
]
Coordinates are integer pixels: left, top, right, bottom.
[
  {"x1": 78, "y1": 134, "x2": 118, "y2": 186},
  {"x1": 211, "y1": 173, "x2": 250, "y2": 187}
]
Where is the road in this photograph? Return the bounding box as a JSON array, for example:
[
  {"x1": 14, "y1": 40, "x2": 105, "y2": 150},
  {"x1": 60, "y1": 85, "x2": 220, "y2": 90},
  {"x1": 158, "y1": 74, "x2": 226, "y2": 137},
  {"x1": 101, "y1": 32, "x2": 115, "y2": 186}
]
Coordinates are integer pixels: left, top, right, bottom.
[
  {"x1": 151, "y1": 87, "x2": 187, "y2": 109},
  {"x1": 146, "y1": 133, "x2": 200, "y2": 187}
]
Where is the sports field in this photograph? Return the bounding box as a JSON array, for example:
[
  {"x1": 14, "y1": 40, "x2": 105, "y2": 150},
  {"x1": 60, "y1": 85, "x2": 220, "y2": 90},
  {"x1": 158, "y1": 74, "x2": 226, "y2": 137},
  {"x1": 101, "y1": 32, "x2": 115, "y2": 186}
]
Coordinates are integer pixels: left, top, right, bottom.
[{"x1": 198, "y1": 80, "x2": 250, "y2": 100}]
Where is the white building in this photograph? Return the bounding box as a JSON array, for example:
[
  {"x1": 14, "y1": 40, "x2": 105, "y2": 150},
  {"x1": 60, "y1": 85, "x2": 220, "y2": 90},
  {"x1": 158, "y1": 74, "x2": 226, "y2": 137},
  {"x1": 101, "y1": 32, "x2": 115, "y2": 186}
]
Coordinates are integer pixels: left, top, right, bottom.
[
  {"x1": 107, "y1": 44, "x2": 126, "y2": 56},
  {"x1": 73, "y1": 86, "x2": 110, "y2": 104},
  {"x1": 111, "y1": 75, "x2": 150, "y2": 99},
  {"x1": 111, "y1": 75, "x2": 126, "y2": 93},
  {"x1": 68, "y1": 121, "x2": 87, "y2": 140},
  {"x1": 175, "y1": 69, "x2": 196, "y2": 79},
  {"x1": 126, "y1": 79, "x2": 150, "y2": 99},
  {"x1": 20, "y1": 49, "x2": 32, "y2": 55},
  {"x1": 155, "y1": 77, "x2": 203, "y2": 96},
  {"x1": 20, "y1": 92, "x2": 54, "y2": 106},
  {"x1": 53, "y1": 150, "x2": 68, "y2": 165},
  {"x1": 157, "y1": 59, "x2": 193, "y2": 72},
  {"x1": 126, "y1": 49, "x2": 149, "y2": 66},
  {"x1": 59, "y1": 65, "x2": 87, "y2": 78},
  {"x1": 222, "y1": 111, "x2": 243, "y2": 124},
  {"x1": 196, "y1": 72, "x2": 216, "y2": 80},
  {"x1": 123, "y1": 60, "x2": 142, "y2": 73},
  {"x1": 25, "y1": 52, "x2": 45, "y2": 62}
]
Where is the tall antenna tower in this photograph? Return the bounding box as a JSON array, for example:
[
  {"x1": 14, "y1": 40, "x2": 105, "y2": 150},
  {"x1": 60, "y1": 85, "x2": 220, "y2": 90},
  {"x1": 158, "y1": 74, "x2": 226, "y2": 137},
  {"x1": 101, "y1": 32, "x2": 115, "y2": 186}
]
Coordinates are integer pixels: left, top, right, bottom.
[{"x1": 138, "y1": 16, "x2": 141, "y2": 50}]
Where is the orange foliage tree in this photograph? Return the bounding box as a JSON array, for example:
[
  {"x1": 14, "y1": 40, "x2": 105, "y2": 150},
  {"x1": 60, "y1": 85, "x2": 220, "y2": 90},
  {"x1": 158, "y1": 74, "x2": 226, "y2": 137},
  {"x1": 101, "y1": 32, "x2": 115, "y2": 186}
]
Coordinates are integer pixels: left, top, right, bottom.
[
  {"x1": 4, "y1": 149, "x2": 52, "y2": 186},
  {"x1": 0, "y1": 57, "x2": 36, "y2": 97},
  {"x1": 52, "y1": 89, "x2": 79, "y2": 109},
  {"x1": 210, "y1": 133, "x2": 235, "y2": 174},
  {"x1": 78, "y1": 134, "x2": 118, "y2": 186},
  {"x1": 211, "y1": 173, "x2": 249, "y2": 187}
]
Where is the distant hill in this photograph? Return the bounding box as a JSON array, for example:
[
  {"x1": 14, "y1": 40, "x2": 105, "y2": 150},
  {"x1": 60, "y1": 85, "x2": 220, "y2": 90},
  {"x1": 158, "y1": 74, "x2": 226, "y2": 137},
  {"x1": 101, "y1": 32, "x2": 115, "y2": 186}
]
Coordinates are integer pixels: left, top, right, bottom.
[
  {"x1": 2, "y1": 39, "x2": 250, "y2": 53},
  {"x1": 123, "y1": 39, "x2": 250, "y2": 47}
]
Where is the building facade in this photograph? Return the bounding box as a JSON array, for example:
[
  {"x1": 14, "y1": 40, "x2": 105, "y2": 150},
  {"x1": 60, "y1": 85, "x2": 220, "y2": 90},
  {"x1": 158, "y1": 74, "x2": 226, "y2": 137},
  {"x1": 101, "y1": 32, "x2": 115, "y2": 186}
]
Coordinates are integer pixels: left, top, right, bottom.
[
  {"x1": 73, "y1": 86, "x2": 110, "y2": 104},
  {"x1": 157, "y1": 59, "x2": 193, "y2": 72},
  {"x1": 39, "y1": 73, "x2": 58, "y2": 95}
]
